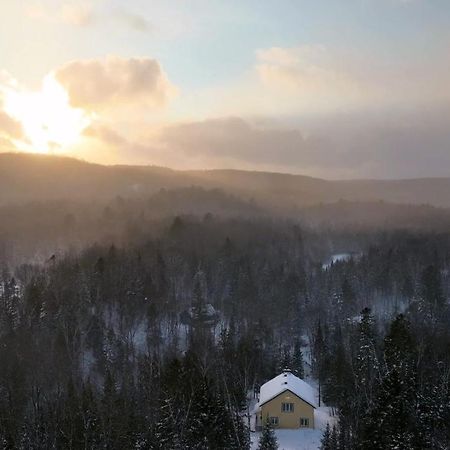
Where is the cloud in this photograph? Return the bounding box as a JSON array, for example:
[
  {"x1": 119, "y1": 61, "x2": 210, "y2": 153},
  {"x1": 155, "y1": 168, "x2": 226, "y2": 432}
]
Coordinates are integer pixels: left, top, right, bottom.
[
  {"x1": 25, "y1": 2, "x2": 95, "y2": 26},
  {"x1": 254, "y1": 45, "x2": 375, "y2": 111},
  {"x1": 111, "y1": 9, "x2": 152, "y2": 32},
  {"x1": 70, "y1": 106, "x2": 450, "y2": 179},
  {"x1": 25, "y1": 2, "x2": 151, "y2": 32},
  {"x1": 0, "y1": 81, "x2": 23, "y2": 142},
  {"x1": 0, "y1": 109, "x2": 23, "y2": 140},
  {"x1": 60, "y1": 3, "x2": 95, "y2": 27},
  {"x1": 150, "y1": 116, "x2": 376, "y2": 176},
  {"x1": 54, "y1": 56, "x2": 177, "y2": 112},
  {"x1": 0, "y1": 136, "x2": 18, "y2": 152},
  {"x1": 0, "y1": 109, "x2": 21, "y2": 152},
  {"x1": 80, "y1": 122, "x2": 164, "y2": 165},
  {"x1": 156, "y1": 117, "x2": 309, "y2": 167},
  {"x1": 81, "y1": 116, "x2": 337, "y2": 173},
  {"x1": 138, "y1": 112, "x2": 450, "y2": 178},
  {"x1": 83, "y1": 124, "x2": 128, "y2": 147},
  {"x1": 247, "y1": 43, "x2": 450, "y2": 122},
  {"x1": 186, "y1": 44, "x2": 384, "y2": 119}
]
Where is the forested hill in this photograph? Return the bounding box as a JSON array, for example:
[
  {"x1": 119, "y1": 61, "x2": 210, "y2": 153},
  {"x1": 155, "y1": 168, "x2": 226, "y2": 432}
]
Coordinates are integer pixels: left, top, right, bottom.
[{"x1": 2, "y1": 152, "x2": 450, "y2": 208}]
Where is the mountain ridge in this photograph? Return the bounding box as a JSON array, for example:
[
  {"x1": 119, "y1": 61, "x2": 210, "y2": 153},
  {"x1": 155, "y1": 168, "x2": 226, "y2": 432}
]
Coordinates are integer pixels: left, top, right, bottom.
[{"x1": 2, "y1": 152, "x2": 450, "y2": 208}]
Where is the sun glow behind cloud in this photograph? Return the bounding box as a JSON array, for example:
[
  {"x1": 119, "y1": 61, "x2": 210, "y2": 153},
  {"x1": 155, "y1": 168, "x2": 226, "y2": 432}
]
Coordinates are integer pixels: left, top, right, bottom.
[
  {"x1": 1, "y1": 0, "x2": 450, "y2": 178},
  {"x1": 3, "y1": 75, "x2": 91, "y2": 153}
]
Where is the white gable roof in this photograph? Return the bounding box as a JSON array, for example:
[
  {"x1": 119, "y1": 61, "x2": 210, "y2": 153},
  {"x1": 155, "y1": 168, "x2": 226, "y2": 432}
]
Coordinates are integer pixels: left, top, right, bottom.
[{"x1": 258, "y1": 371, "x2": 317, "y2": 409}]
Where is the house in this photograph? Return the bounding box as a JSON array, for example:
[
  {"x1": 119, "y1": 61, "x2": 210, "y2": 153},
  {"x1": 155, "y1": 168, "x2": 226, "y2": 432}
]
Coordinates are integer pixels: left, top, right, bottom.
[{"x1": 254, "y1": 370, "x2": 316, "y2": 430}]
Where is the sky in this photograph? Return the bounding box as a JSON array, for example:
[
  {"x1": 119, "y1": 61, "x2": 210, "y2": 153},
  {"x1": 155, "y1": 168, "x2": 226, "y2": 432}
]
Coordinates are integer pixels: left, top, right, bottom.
[{"x1": 1, "y1": 0, "x2": 450, "y2": 179}]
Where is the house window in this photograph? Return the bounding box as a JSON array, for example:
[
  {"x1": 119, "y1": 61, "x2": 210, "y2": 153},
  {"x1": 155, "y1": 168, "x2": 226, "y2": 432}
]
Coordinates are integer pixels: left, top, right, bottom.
[
  {"x1": 281, "y1": 402, "x2": 294, "y2": 413},
  {"x1": 270, "y1": 417, "x2": 279, "y2": 426},
  {"x1": 300, "y1": 418, "x2": 309, "y2": 427}
]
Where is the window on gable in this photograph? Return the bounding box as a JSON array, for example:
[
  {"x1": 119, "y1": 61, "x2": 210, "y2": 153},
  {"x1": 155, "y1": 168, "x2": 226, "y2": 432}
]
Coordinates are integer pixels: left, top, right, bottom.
[
  {"x1": 300, "y1": 418, "x2": 310, "y2": 427},
  {"x1": 281, "y1": 402, "x2": 294, "y2": 413}
]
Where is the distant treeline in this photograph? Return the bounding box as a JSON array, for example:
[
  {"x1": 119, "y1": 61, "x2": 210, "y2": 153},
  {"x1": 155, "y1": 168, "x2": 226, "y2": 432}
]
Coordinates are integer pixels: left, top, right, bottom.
[{"x1": 2, "y1": 185, "x2": 450, "y2": 267}]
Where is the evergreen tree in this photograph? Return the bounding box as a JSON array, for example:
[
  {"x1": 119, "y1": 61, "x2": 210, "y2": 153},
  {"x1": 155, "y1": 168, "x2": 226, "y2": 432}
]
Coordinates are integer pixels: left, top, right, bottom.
[
  {"x1": 354, "y1": 308, "x2": 379, "y2": 404},
  {"x1": 279, "y1": 345, "x2": 292, "y2": 373},
  {"x1": 330, "y1": 425, "x2": 338, "y2": 449},
  {"x1": 230, "y1": 409, "x2": 250, "y2": 450},
  {"x1": 57, "y1": 380, "x2": 83, "y2": 449},
  {"x1": 323, "y1": 322, "x2": 352, "y2": 410},
  {"x1": 155, "y1": 397, "x2": 183, "y2": 449},
  {"x1": 360, "y1": 315, "x2": 417, "y2": 449},
  {"x1": 341, "y1": 277, "x2": 356, "y2": 317},
  {"x1": 419, "y1": 264, "x2": 445, "y2": 321},
  {"x1": 80, "y1": 381, "x2": 100, "y2": 449},
  {"x1": 313, "y1": 320, "x2": 327, "y2": 406},
  {"x1": 421, "y1": 265, "x2": 444, "y2": 309},
  {"x1": 320, "y1": 423, "x2": 332, "y2": 450},
  {"x1": 257, "y1": 418, "x2": 278, "y2": 450},
  {"x1": 292, "y1": 339, "x2": 305, "y2": 379}
]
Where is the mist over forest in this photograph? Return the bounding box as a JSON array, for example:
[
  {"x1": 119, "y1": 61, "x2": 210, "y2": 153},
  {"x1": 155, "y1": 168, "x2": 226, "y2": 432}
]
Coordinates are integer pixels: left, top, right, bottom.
[
  {"x1": 3, "y1": 153, "x2": 450, "y2": 265},
  {"x1": 0, "y1": 153, "x2": 449, "y2": 449}
]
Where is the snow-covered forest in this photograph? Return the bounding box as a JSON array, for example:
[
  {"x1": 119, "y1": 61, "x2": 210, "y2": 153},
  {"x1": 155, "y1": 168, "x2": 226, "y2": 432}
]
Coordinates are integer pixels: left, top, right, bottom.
[{"x1": 1, "y1": 197, "x2": 450, "y2": 449}]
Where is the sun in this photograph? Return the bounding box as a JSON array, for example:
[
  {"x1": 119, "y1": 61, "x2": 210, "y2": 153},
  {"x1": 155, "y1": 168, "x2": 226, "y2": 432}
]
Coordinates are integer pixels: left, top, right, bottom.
[{"x1": 4, "y1": 75, "x2": 90, "y2": 154}]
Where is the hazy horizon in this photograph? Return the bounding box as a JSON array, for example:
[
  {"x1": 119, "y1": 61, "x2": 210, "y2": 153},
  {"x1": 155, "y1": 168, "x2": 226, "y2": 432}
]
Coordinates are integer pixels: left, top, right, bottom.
[{"x1": 4, "y1": 150, "x2": 450, "y2": 182}]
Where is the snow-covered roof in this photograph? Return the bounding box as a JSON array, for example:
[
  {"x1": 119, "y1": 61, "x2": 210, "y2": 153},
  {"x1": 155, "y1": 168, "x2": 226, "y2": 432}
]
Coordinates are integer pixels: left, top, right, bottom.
[{"x1": 258, "y1": 371, "x2": 317, "y2": 409}]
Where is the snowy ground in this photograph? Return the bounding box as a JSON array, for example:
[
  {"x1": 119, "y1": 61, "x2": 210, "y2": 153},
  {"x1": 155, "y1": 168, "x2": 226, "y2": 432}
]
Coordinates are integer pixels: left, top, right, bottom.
[
  {"x1": 250, "y1": 380, "x2": 337, "y2": 450},
  {"x1": 251, "y1": 428, "x2": 321, "y2": 450}
]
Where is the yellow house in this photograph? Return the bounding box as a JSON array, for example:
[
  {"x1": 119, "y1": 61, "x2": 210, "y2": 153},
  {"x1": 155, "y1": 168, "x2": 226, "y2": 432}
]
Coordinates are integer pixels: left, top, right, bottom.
[{"x1": 254, "y1": 370, "x2": 316, "y2": 430}]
